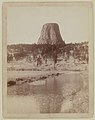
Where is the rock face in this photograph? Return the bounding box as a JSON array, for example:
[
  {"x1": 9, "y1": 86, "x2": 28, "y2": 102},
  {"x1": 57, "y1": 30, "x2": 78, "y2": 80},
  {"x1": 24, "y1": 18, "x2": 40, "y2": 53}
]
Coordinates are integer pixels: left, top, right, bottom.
[{"x1": 37, "y1": 23, "x2": 65, "y2": 45}]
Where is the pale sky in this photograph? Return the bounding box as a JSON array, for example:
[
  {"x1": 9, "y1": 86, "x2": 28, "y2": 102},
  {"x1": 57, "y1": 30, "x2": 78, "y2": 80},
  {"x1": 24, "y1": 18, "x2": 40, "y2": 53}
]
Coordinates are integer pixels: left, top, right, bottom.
[{"x1": 7, "y1": 3, "x2": 92, "y2": 44}]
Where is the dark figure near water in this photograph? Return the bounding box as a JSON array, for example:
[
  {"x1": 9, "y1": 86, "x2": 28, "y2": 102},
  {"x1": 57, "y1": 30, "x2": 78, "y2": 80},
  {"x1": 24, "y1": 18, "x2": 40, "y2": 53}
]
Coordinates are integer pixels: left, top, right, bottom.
[
  {"x1": 53, "y1": 50, "x2": 57, "y2": 69},
  {"x1": 37, "y1": 55, "x2": 42, "y2": 66}
]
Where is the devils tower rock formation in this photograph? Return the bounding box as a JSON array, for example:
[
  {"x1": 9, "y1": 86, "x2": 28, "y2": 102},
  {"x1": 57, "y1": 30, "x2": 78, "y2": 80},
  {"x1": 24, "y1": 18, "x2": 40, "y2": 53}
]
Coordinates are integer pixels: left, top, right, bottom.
[{"x1": 37, "y1": 23, "x2": 65, "y2": 45}]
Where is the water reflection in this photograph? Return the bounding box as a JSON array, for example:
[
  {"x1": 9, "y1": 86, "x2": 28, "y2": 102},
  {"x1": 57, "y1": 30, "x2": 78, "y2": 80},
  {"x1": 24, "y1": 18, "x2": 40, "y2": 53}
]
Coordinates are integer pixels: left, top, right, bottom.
[
  {"x1": 8, "y1": 73, "x2": 83, "y2": 113},
  {"x1": 36, "y1": 77, "x2": 64, "y2": 113}
]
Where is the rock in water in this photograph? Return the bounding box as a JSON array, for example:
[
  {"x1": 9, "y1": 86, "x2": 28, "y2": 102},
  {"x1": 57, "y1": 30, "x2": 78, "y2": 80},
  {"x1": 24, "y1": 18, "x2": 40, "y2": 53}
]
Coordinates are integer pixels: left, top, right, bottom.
[{"x1": 37, "y1": 23, "x2": 65, "y2": 45}]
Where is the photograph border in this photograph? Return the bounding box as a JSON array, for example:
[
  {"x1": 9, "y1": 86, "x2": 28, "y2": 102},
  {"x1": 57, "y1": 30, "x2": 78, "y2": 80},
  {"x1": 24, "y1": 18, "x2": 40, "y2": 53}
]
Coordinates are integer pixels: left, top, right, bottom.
[{"x1": 2, "y1": 1, "x2": 94, "y2": 119}]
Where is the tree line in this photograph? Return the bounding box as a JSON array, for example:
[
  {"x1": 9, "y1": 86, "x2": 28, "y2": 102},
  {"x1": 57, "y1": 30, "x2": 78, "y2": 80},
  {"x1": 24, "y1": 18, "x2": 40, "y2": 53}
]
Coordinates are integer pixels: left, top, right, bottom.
[{"x1": 7, "y1": 42, "x2": 88, "y2": 63}]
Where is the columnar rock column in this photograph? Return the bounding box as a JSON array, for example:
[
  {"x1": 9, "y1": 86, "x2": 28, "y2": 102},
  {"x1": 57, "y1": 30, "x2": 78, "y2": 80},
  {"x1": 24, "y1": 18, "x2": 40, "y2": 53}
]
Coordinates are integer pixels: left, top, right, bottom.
[{"x1": 37, "y1": 23, "x2": 65, "y2": 45}]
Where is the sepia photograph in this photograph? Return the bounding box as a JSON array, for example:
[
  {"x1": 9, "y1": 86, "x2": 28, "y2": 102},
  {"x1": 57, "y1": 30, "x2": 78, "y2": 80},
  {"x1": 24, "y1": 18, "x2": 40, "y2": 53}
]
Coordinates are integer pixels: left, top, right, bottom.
[{"x1": 2, "y1": 2, "x2": 94, "y2": 118}]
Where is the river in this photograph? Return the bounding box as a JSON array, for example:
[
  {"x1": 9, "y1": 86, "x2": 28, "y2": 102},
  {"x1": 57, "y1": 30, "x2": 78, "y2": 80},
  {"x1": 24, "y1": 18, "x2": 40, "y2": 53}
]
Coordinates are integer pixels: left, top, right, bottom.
[{"x1": 7, "y1": 72, "x2": 83, "y2": 114}]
